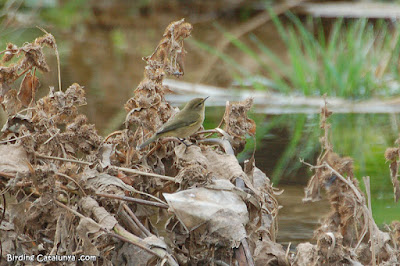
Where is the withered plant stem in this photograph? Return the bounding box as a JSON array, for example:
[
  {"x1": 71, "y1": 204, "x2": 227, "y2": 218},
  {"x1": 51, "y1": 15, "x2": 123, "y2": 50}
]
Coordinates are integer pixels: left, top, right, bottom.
[
  {"x1": 119, "y1": 210, "x2": 147, "y2": 238},
  {"x1": 322, "y1": 162, "x2": 363, "y2": 201},
  {"x1": 56, "y1": 172, "x2": 86, "y2": 196},
  {"x1": 55, "y1": 200, "x2": 162, "y2": 259},
  {"x1": 363, "y1": 176, "x2": 376, "y2": 266},
  {"x1": 115, "y1": 166, "x2": 177, "y2": 182},
  {"x1": 122, "y1": 203, "x2": 152, "y2": 237},
  {"x1": 96, "y1": 193, "x2": 168, "y2": 209},
  {"x1": 114, "y1": 224, "x2": 178, "y2": 266},
  {"x1": 0, "y1": 134, "x2": 31, "y2": 144},
  {"x1": 35, "y1": 153, "x2": 92, "y2": 165},
  {"x1": 35, "y1": 153, "x2": 177, "y2": 182},
  {"x1": 301, "y1": 159, "x2": 363, "y2": 201},
  {"x1": 0, "y1": 171, "x2": 15, "y2": 179},
  {"x1": 240, "y1": 238, "x2": 255, "y2": 266},
  {"x1": 12, "y1": 67, "x2": 30, "y2": 83},
  {"x1": 112, "y1": 224, "x2": 161, "y2": 258},
  {"x1": 37, "y1": 26, "x2": 62, "y2": 91}
]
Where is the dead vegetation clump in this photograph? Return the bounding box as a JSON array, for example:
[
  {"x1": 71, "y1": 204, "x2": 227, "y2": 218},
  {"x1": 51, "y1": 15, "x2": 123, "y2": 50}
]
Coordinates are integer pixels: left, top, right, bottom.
[
  {"x1": 295, "y1": 100, "x2": 400, "y2": 265},
  {"x1": 0, "y1": 19, "x2": 287, "y2": 265},
  {"x1": 384, "y1": 141, "x2": 400, "y2": 203}
]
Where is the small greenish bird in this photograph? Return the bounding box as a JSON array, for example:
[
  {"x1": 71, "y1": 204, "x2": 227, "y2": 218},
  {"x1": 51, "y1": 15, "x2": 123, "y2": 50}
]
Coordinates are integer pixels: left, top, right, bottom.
[{"x1": 137, "y1": 97, "x2": 209, "y2": 150}]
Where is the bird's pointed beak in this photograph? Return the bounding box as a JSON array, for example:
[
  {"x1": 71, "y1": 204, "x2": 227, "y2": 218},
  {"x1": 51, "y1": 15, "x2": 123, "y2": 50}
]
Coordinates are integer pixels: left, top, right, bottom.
[{"x1": 202, "y1": 96, "x2": 210, "y2": 103}]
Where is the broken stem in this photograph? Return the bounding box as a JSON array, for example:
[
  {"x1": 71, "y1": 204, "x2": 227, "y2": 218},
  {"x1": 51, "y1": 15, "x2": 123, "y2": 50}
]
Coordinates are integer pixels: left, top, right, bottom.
[
  {"x1": 97, "y1": 193, "x2": 168, "y2": 209},
  {"x1": 55, "y1": 200, "x2": 163, "y2": 260},
  {"x1": 114, "y1": 166, "x2": 177, "y2": 182},
  {"x1": 322, "y1": 162, "x2": 363, "y2": 201},
  {"x1": 0, "y1": 134, "x2": 31, "y2": 144},
  {"x1": 112, "y1": 224, "x2": 164, "y2": 258},
  {"x1": 300, "y1": 159, "x2": 363, "y2": 201},
  {"x1": 122, "y1": 203, "x2": 152, "y2": 237},
  {"x1": 35, "y1": 153, "x2": 92, "y2": 165},
  {"x1": 240, "y1": 238, "x2": 255, "y2": 266},
  {"x1": 57, "y1": 172, "x2": 86, "y2": 196}
]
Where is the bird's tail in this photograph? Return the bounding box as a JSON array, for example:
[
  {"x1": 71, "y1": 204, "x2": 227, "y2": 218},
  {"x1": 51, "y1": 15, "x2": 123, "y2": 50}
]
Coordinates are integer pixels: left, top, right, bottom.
[{"x1": 137, "y1": 135, "x2": 157, "y2": 150}]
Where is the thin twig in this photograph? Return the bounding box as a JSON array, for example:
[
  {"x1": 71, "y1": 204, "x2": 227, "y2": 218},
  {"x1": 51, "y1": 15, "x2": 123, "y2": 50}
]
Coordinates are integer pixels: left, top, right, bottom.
[
  {"x1": 240, "y1": 238, "x2": 255, "y2": 266},
  {"x1": 0, "y1": 194, "x2": 5, "y2": 262},
  {"x1": 129, "y1": 187, "x2": 170, "y2": 205},
  {"x1": 97, "y1": 193, "x2": 168, "y2": 209},
  {"x1": 300, "y1": 159, "x2": 363, "y2": 201},
  {"x1": 114, "y1": 166, "x2": 177, "y2": 182},
  {"x1": 56, "y1": 172, "x2": 86, "y2": 196},
  {"x1": 119, "y1": 210, "x2": 146, "y2": 238},
  {"x1": 43, "y1": 127, "x2": 60, "y2": 145},
  {"x1": 110, "y1": 225, "x2": 161, "y2": 258},
  {"x1": 122, "y1": 203, "x2": 152, "y2": 237},
  {"x1": 322, "y1": 162, "x2": 363, "y2": 201},
  {"x1": 0, "y1": 171, "x2": 15, "y2": 179},
  {"x1": 37, "y1": 26, "x2": 61, "y2": 91},
  {"x1": 104, "y1": 130, "x2": 124, "y2": 142},
  {"x1": 35, "y1": 154, "x2": 175, "y2": 198},
  {"x1": 285, "y1": 242, "x2": 291, "y2": 265},
  {"x1": 363, "y1": 176, "x2": 376, "y2": 266},
  {"x1": 12, "y1": 67, "x2": 30, "y2": 83},
  {"x1": 196, "y1": 129, "x2": 219, "y2": 135},
  {"x1": 0, "y1": 134, "x2": 31, "y2": 144},
  {"x1": 35, "y1": 153, "x2": 92, "y2": 165}
]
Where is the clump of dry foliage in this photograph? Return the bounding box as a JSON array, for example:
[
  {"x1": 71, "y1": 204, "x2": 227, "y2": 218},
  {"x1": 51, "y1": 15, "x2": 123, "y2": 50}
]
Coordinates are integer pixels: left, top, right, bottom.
[
  {"x1": 384, "y1": 139, "x2": 400, "y2": 203},
  {"x1": 0, "y1": 19, "x2": 286, "y2": 265},
  {"x1": 294, "y1": 101, "x2": 400, "y2": 265}
]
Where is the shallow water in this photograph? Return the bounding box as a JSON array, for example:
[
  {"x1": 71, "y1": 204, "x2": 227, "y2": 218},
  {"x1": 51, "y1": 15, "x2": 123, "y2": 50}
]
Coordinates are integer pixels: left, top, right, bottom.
[{"x1": 275, "y1": 185, "x2": 330, "y2": 245}]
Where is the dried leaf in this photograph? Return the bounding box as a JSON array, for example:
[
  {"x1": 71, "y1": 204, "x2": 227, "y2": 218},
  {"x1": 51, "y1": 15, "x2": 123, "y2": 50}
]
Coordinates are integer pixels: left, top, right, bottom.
[
  {"x1": 2, "y1": 43, "x2": 18, "y2": 62},
  {"x1": 0, "y1": 144, "x2": 29, "y2": 174},
  {"x1": 164, "y1": 179, "x2": 248, "y2": 246},
  {"x1": 82, "y1": 169, "x2": 135, "y2": 194},
  {"x1": 293, "y1": 243, "x2": 317, "y2": 266},
  {"x1": 1, "y1": 89, "x2": 22, "y2": 115},
  {"x1": 203, "y1": 148, "x2": 245, "y2": 182},
  {"x1": 80, "y1": 196, "x2": 118, "y2": 230},
  {"x1": 254, "y1": 240, "x2": 288, "y2": 266},
  {"x1": 18, "y1": 72, "x2": 40, "y2": 107}
]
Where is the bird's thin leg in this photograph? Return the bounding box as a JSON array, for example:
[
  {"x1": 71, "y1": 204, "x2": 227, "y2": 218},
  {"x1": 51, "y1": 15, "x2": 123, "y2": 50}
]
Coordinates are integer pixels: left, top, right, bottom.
[
  {"x1": 176, "y1": 138, "x2": 189, "y2": 153},
  {"x1": 177, "y1": 138, "x2": 190, "y2": 147}
]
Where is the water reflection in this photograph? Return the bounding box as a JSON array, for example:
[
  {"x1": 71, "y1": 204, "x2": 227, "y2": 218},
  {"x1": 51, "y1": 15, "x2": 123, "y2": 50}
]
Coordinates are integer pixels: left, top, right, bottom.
[{"x1": 275, "y1": 185, "x2": 330, "y2": 245}]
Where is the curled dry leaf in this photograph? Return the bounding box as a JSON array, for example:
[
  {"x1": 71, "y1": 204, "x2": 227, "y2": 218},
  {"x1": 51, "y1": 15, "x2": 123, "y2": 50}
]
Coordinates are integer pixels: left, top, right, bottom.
[
  {"x1": 82, "y1": 169, "x2": 135, "y2": 195},
  {"x1": 18, "y1": 72, "x2": 40, "y2": 107}
]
